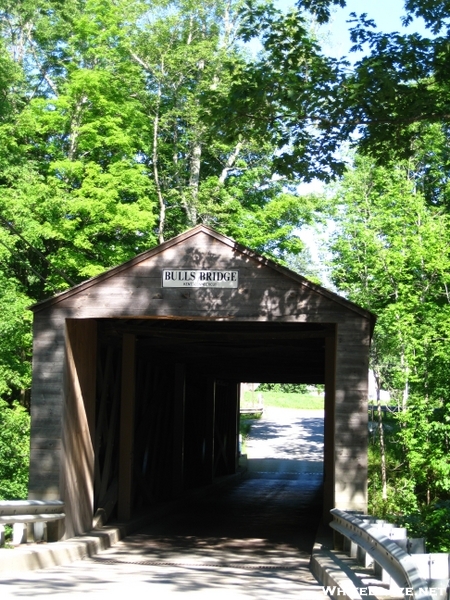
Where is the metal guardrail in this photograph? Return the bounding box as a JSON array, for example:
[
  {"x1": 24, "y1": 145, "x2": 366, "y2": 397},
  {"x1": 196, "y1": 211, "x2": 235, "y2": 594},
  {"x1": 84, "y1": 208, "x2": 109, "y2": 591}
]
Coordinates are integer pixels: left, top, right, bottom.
[
  {"x1": 240, "y1": 407, "x2": 264, "y2": 415},
  {"x1": 0, "y1": 500, "x2": 65, "y2": 546},
  {"x1": 330, "y1": 508, "x2": 449, "y2": 600}
]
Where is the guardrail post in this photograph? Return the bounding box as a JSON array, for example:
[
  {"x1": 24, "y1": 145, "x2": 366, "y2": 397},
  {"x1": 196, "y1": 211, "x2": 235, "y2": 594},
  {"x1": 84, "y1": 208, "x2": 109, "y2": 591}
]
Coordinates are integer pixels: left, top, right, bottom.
[
  {"x1": 12, "y1": 522, "x2": 27, "y2": 546},
  {"x1": 47, "y1": 519, "x2": 62, "y2": 542},
  {"x1": 409, "y1": 554, "x2": 450, "y2": 600},
  {"x1": 374, "y1": 560, "x2": 390, "y2": 584},
  {"x1": 341, "y1": 534, "x2": 359, "y2": 559},
  {"x1": 356, "y1": 544, "x2": 373, "y2": 568},
  {"x1": 33, "y1": 521, "x2": 47, "y2": 542},
  {"x1": 429, "y1": 553, "x2": 449, "y2": 589},
  {"x1": 410, "y1": 538, "x2": 426, "y2": 553},
  {"x1": 333, "y1": 529, "x2": 344, "y2": 551}
]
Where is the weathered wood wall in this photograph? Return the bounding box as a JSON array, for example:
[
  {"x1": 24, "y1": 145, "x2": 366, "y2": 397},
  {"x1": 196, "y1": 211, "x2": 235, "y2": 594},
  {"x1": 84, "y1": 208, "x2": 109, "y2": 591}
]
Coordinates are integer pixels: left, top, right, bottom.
[
  {"x1": 334, "y1": 319, "x2": 370, "y2": 513},
  {"x1": 29, "y1": 312, "x2": 66, "y2": 501},
  {"x1": 29, "y1": 317, "x2": 97, "y2": 538}
]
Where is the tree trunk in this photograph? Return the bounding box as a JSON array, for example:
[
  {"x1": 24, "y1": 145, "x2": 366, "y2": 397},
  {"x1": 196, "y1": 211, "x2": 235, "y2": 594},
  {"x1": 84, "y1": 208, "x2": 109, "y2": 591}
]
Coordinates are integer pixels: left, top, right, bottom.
[
  {"x1": 376, "y1": 375, "x2": 388, "y2": 502},
  {"x1": 218, "y1": 141, "x2": 242, "y2": 185},
  {"x1": 68, "y1": 95, "x2": 87, "y2": 161},
  {"x1": 185, "y1": 142, "x2": 201, "y2": 226},
  {"x1": 182, "y1": 28, "x2": 204, "y2": 227},
  {"x1": 153, "y1": 83, "x2": 166, "y2": 243}
]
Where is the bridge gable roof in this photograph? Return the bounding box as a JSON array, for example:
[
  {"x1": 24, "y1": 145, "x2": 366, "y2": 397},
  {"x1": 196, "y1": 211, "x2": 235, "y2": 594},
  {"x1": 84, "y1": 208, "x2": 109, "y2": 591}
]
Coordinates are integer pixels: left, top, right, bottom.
[{"x1": 30, "y1": 225, "x2": 375, "y2": 329}]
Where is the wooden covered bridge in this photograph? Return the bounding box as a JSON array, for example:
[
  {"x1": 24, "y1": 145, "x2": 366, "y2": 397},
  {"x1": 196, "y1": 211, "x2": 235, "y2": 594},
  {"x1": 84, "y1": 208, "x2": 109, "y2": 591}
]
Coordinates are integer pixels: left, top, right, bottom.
[{"x1": 28, "y1": 225, "x2": 375, "y2": 539}]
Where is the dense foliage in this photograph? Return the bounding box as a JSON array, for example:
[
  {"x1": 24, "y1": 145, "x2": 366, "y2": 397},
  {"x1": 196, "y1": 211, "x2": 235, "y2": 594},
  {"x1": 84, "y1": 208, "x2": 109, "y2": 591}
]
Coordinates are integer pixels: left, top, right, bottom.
[
  {"x1": 0, "y1": 0, "x2": 327, "y2": 404},
  {"x1": 328, "y1": 154, "x2": 450, "y2": 550},
  {"x1": 306, "y1": 0, "x2": 450, "y2": 551},
  {"x1": 0, "y1": 400, "x2": 30, "y2": 499},
  {"x1": 257, "y1": 383, "x2": 308, "y2": 394}
]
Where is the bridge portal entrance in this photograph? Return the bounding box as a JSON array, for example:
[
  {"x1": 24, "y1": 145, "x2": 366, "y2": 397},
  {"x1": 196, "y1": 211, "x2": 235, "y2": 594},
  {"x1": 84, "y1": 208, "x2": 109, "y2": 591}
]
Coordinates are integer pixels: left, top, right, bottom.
[{"x1": 29, "y1": 226, "x2": 375, "y2": 538}]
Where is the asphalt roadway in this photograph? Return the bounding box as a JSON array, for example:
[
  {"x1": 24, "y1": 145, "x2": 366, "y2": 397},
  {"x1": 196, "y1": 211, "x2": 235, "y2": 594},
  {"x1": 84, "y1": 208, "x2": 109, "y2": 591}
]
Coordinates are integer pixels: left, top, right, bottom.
[{"x1": 0, "y1": 408, "x2": 327, "y2": 599}]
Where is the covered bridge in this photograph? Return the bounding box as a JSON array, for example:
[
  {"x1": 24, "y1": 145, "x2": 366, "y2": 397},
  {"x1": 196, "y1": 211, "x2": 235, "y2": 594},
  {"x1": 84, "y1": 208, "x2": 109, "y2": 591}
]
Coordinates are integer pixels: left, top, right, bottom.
[{"x1": 29, "y1": 225, "x2": 375, "y2": 539}]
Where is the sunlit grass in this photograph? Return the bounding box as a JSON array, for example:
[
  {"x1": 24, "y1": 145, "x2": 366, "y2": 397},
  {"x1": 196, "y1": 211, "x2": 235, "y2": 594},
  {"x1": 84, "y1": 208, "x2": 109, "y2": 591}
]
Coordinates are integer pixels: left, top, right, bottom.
[{"x1": 242, "y1": 391, "x2": 324, "y2": 410}]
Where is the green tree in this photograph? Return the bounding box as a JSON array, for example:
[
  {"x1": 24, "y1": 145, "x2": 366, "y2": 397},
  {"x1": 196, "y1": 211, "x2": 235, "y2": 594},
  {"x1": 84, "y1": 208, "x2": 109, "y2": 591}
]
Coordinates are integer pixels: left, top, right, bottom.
[
  {"x1": 338, "y1": 3, "x2": 450, "y2": 166},
  {"x1": 0, "y1": 0, "x2": 324, "y2": 426},
  {"x1": 329, "y1": 155, "x2": 450, "y2": 396},
  {"x1": 224, "y1": 1, "x2": 449, "y2": 183},
  {"x1": 0, "y1": 399, "x2": 30, "y2": 499},
  {"x1": 230, "y1": 2, "x2": 347, "y2": 181},
  {"x1": 0, "y1": 0, "x2": 160, "y2": 295},
  {"x1": 328, "y1": 155, "x2": 450, "y2": 520},
  {"x1": 0, "y1": 275, "x2": 32, "y2": 403},
  {"x1": 0, "y1": 0, "x2": 320, "y2": 295},
  {"x1": 297, "y1": 0, "x2": 450, "y2": 173}
]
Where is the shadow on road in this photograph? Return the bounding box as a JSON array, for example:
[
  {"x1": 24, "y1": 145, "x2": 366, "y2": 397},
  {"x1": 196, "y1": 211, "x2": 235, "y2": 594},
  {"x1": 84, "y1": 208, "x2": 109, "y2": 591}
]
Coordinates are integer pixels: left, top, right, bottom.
[{"x1": 0, "y1": 410, "x2": 326, "y2": 600}]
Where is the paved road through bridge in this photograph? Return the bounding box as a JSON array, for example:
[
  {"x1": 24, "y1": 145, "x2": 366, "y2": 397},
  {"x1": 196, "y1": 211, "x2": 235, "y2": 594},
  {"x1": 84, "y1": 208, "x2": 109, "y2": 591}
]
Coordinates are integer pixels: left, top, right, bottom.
[{"x1": 0, "y1": 408, "x2": 326, "y2": 599}]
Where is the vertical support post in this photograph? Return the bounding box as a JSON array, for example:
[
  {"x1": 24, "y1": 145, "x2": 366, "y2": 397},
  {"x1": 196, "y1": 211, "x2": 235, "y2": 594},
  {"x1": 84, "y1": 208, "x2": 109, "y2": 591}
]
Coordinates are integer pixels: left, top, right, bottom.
[
  {"x1": 173, "y1": 363, "x2": 186, "y2": 496},
  {"x1": 12, "y1": 523, "x2": 27, "y2": 545},
  {"x1": 236, "y1": 383, "x2": 241, "y2": 469},
  {"x1": 63, "y1": 319, "x2": 97, "y2": 538},
  {"x1": 118, "y1": 333, "x2": 136, "y2": 521},
  {"x1": 34, "y1": 521, "x2": 47, "y2": 542},
  {"x1": 334, "y1": 320, "x2": 370, "y2": 513},
  {"x1": 324, "y1": 327, "x2": 337, "y2": 522},
  {"x1": 226, "y1": 382, "x2": 239, "y2": 473},
  {"x1": 204, "y1": 378, "x2": 215, "y2": 483}
]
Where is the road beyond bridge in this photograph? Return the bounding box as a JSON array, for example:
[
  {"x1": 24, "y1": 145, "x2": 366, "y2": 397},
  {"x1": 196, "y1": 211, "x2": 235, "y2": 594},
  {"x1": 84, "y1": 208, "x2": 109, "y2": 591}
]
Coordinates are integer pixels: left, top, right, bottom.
[{"x1": 0, "y1": 408, "x2": 328, "y2": 599}]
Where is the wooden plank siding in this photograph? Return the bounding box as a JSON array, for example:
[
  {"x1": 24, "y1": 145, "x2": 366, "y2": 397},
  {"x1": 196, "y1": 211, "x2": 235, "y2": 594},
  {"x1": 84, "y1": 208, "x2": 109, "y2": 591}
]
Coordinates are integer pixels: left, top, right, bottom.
[
  {"x1": 29, "y1": 312, "x2": 66, "y2": 502},
  {"x1": 29, "y1": 225, "x2": 375, "y2": 536},
  {"x1": 323, "y1": 328, "x2": 337, "y2": 520},
  {"x1": 333, "y1": 318, "x2": 371, "y2": 513}
]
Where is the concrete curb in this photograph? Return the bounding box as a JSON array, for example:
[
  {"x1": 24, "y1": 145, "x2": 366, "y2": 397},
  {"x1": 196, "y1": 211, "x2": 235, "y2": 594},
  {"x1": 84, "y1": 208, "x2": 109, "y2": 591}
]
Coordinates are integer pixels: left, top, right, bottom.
[
  {"x1": 311, "y1": 545, "x2": 366, "y2": 600},
  {"x1": 0, "y1": 469, "x2": 249, "y2": 575},
  {"x1": 310, "y1": 524, "x2": 402, "y2": 600},
  {"x1": 0, "y1": 526, "x2": 124, "y2": 574},
  {"x1": 310, "y1": 523, "x2": 362, "y2": 600}
]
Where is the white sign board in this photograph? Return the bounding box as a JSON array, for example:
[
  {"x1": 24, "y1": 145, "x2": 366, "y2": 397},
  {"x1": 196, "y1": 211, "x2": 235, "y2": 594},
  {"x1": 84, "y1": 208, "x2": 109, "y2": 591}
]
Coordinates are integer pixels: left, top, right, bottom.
[{"x1": 162, "y1": 269, "x2": 238, "y2": 288}]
